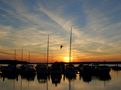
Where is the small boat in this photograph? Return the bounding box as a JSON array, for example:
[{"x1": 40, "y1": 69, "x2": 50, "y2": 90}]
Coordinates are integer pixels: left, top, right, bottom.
[
  {"x1": 0, "y1": 64, "x2": 18, "y2": 80},
  {"x1": 50, "y1": 62, "x2": 65, "y2": 75},
  {"x1": 36, "y1": 64, "x2": 49, "y2": 76},
  {"x1": 1, "y1": 64, "x2": 18, "y2": 74},
  {"x1": 18, "y1": 64, "x2": 36, "y2": 81},
  {"x1": 51, "y1": 72, "x2": 62, "y2": 86},
  {"x1": 19, "y1": 64, "x2": 35, "y2": 74},
  {"x1": 111, "y1": 66, "x2": 121, "y2": 71},
  {"x1": 91, "y1": 65, "x2": 111, "y2": 75},
  {"x1": 65, "y1": 64, "x2": 76, "y2": 80}
]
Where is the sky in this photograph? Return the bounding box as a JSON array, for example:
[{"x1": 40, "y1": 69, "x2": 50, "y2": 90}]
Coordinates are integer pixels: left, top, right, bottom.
[{"x1": 0, "y1": 0, "x2": 121, "y2": 62}]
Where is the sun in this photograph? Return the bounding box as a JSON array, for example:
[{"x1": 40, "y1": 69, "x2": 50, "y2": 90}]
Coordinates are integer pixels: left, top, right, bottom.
[{"x1": 63, "y1": 56, "x2": 73, "y2": 62}]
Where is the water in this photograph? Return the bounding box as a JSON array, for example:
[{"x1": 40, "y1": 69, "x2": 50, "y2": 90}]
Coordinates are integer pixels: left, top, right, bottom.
[{"x1": 0, "y1": 70, "x2": 121, "y2": 90}]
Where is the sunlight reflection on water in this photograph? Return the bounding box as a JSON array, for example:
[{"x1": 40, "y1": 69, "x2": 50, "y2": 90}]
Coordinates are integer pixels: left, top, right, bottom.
[{"x1": 0, "y1": 70, "x2": 121, "y2": 90}]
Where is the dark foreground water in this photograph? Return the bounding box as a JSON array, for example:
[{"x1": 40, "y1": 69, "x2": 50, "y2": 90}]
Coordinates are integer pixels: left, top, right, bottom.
[{"x1": 0, "y1": 70, "x2": 121, "y2": 90}]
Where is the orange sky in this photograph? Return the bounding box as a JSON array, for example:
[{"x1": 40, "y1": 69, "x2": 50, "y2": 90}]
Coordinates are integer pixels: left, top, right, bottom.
[
  {"x1": 0, "y1": 0, "x2": 121, "y2": 63},
  {"x1": 0, "y1": 49, "x2": 121, "y2": 63}
]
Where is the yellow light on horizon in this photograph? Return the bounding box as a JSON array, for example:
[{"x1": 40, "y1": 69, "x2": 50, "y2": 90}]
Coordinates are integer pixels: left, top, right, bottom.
[{"x1": 63, "y1": 56, "x2": 73, "y2": 62}]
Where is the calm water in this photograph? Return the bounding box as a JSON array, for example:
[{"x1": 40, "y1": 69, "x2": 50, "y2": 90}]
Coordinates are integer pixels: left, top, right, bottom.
[{"x1": 0, "y1": 70, "x2": 121, "y2": 90}]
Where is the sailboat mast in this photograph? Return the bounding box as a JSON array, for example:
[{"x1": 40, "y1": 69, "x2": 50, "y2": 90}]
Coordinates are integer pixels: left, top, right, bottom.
[
  {"x1": 21, "y1": 48, "x2": 23, "y2": 61},
  {"x1": 47, "y1": 35, "x2": 49, "y2": 65},
  {"x1": 69, "y1": 27, "x2": 72, "y2": 63},
  {"x1": 28, "y1": 51, "x2": 30, "y2": 63},
  {"x1": 14, "y1": 49, "x2": 16, "y2": 60}
]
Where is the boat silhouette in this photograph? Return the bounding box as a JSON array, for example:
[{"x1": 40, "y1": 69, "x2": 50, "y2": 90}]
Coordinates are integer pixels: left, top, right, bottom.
[
  {"x1": 65, "y1": 64, "x2": 76, "y2": 80},
  {"x1": 18, "y1": 64, "x2": 36, "y2": 81},
  {"x1": 78, "y1": 64, "x2": 111, "y2": 82},
  {"x1": 49, "y1": 62, "x2": 65, "y2": 86},
  {"x1": 50, "y1": 62, "x2": 65, "y2": 75},
  {"x1": 36, "y1": 63, "x2": 49, "y2": 83},
  {"x1": 51, "y1": 72, "x2": 62, "y2": 86},
  {"x1": 0, "y1": 64, "x2": 18, "y2": 81},
  {"x1": 111, "y1": 65, "x2": 121, "y2": 71},
  {"x1": 36, "y1": 64, "x2": 49, "y2": 75}
]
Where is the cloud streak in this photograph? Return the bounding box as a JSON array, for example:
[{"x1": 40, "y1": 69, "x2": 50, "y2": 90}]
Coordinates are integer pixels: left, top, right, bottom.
[{"x1": 0, "y1": 0, "x2": 121, "y2": 61}]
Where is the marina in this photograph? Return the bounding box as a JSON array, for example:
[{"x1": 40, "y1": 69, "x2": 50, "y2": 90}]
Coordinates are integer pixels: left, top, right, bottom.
[{"x1": 0, "y1": 63, "x2": 121, "y2": 90}]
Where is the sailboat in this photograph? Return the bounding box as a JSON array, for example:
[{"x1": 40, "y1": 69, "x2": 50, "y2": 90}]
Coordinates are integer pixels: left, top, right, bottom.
[
  {"x1": 36, "y1": 35, "x2": 49, "y2": 82},
  {"x1": 65, "y1": 27, "x2": 76, "y2": 80},
  {"x1": 0, "y1": 49, "x2": 18, "y2": 81},
  {"x1": 18, "y1": 49, "x2": 36, "y2": 81}
]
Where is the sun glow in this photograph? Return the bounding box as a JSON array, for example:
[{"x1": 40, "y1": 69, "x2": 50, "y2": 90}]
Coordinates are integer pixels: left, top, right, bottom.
[{"x1": 63, "y1": 56, "x2": 73, "y2": 62}]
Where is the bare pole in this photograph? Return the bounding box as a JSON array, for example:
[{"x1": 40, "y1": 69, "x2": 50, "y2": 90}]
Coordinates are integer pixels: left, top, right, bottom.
[
  {"x1": 46, "y1": 35, "x2": 49, "y2": 90},
  {"x1": 47, "y1": 34, "x2": 49, "y2": 66},
  {"x1": 21, "y1": 48, "x2": 23, "y2": 61},
  {"x1": 28, "y1": 51, "x2": 30, "y2": 63},
  {"x1": 69, "y1": 26, "x2": 72, "y2": 63},
  {"x1": 14, "y1": 49, "x2": 16, "y2": 61}
]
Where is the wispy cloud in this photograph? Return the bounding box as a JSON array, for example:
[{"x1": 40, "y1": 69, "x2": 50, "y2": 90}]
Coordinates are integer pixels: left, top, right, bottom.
[{"x1": 0, "y1": 0, "x2": 121, "y2": 61}]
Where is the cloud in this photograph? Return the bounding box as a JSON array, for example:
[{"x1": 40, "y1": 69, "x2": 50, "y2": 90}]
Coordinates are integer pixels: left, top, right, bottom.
[
  {"x1": 39, "y1": 4, "x2": 84, "y2": 38},
  {"x1": 0, "y1": 26, "x2": 11, "y2": 38},
  {"x1": 0, "y1": 0, "x2": 121, "y2": 61},
  {"x1": 70, "y1": 0, "x2": 121, "y2": 55}
]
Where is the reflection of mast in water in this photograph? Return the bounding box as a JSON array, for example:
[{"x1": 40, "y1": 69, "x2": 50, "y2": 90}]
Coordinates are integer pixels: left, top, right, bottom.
[
  {"x1": 28, "y1": 79, "x2": 30, "y2": 89},
  {"x1": 104, "y1": 80, "x2": 105, "y2": 87},
  {"x1": 69, "y1": 79, "x2": 71, "y2": 90},
  {"x1": 46, "y1": 79, "x2": 48, "y2": 90},
  {"x1": 20, "y1": 77, "x2": 22, "y2": 90},
  {"x1": 13, "y1": 79, "x2": 15, "y2": 90}
]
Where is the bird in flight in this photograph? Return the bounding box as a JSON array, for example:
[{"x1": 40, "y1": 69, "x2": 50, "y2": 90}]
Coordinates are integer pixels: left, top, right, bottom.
[{"x1": 60, "y1": 45, "x2": 63, "y2": 49}]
